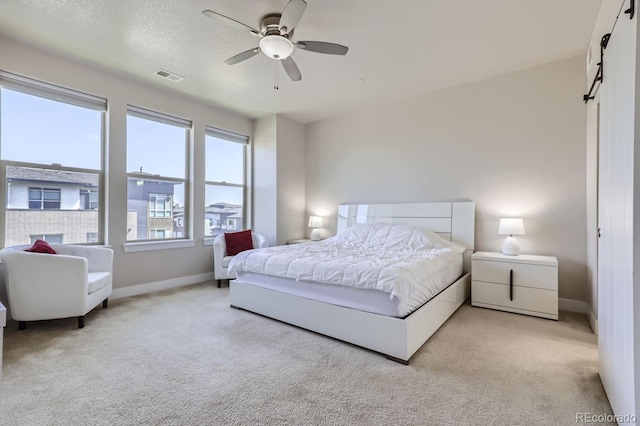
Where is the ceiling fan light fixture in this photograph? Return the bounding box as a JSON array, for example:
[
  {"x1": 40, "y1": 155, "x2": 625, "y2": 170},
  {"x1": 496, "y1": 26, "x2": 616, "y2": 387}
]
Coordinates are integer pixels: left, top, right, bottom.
[{"x1": 259, "y1": 35, "x2": 294, "y2": 60}]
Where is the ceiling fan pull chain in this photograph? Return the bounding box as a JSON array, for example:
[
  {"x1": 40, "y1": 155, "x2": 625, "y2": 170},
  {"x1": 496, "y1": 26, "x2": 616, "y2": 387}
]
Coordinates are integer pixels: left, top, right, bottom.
[{"x1": 274, "y1": 60, "x2": 279, "y2": 90}]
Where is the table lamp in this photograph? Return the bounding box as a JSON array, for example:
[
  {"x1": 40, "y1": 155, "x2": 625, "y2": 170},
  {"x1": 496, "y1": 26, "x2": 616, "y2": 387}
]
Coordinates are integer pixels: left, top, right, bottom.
[
  {"x1": 308, "y1": 216, "x2": 323, "y2": 241},
  {"x1": 498, "y1": 218, "x2": 525, "y2": 256}
]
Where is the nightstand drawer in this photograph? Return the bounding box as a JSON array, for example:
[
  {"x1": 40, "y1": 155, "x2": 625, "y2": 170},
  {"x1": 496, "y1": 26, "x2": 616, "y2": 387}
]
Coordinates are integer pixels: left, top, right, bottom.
[
  {"x1": 472, "y1": 260, "x2": 557, "y2": 291},
  {"x1": 472, "y1": 281, "x2": 558, "y2": 317}
]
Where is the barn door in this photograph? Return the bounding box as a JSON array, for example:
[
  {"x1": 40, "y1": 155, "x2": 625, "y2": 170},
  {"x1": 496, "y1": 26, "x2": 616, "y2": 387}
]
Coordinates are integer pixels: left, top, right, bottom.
[{"x1": 597, "y1": 0, "x2": 637, "y2": 421}]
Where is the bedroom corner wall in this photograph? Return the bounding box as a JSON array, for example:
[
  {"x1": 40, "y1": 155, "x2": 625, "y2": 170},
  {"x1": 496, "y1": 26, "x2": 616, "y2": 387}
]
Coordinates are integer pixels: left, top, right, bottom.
[
  {"x1": 275, "y1": 115, "x2": 306, "y2": 245},
  {"x1": 305, "y1": 56, "x2": 588, "y2": 302},
  {"x1": 253, "y1": 114, "x2": 306, "y2": 247},
  {"x1": 253, "y1": 116, "x2": 278, "y2": 245}
]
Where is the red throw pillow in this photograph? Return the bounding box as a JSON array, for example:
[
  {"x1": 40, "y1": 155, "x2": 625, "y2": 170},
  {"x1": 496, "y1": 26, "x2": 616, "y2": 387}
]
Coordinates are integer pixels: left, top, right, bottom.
[
  {"x1": 224, "y1": 230, "x2": 253, "y2": 256},
  {"x1": 24, "y1": 239, "x2": 57, "y2": 254}
]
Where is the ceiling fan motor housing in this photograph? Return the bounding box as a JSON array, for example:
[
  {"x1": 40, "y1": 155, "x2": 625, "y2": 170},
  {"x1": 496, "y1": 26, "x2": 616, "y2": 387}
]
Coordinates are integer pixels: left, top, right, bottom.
[{"x1": 260, "y1": 14, "x2": 286, "y2": 35}]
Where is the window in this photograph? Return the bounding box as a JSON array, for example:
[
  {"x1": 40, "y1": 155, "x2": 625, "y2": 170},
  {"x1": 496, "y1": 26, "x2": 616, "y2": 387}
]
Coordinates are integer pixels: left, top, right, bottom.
[
  {"x1": 86, "y1": 232, "x2": 98, "y2": 243},
  {"x1": 80, "y1": 189, "x2": 99, "y2": 210},
  {"x1": 29, "y1": 234, "x2": 63, "y2": 244},
  {"x1": 149, "y1": 229, "x2": 172, "y2": 239},
  {"x1": 205, "y1": 127, "x2": 247, "y2": 237},
  {"x1": 149, "y1": 193, "x2": 172, "y2": 218},
  {"x1": 29, "y1": 188, "x2": 61, "y2": 210},
  {"x1": 126, "y1": 106, "x2": 190, "y2": 242},
  {"x1": 0, "y1": 71, "x2": 106, "y2": 246}
]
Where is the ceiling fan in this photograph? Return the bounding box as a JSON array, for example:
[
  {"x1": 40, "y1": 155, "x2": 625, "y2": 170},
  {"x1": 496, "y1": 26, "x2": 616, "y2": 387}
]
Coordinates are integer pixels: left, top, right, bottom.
[{"x1": 202, "y1": 0, "x2": 348, "y2": 82}]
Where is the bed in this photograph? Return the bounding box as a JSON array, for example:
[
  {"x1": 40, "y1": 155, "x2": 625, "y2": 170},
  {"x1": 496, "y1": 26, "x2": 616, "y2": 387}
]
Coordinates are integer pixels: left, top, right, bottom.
[{"x1": 229, "y1": 201, "x2": 475, "y2": 364}]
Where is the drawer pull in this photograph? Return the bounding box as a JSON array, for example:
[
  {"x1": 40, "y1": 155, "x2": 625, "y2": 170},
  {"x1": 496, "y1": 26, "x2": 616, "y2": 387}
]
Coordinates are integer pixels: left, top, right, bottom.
[{"x1": 510, "y1": 269, "x2": 513, "y2": 301}]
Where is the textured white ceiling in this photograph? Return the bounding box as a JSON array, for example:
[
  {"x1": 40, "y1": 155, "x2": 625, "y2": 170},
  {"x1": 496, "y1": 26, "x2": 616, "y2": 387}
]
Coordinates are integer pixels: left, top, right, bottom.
[{"x1": 0, "y1": 0, "x2": 602, "y2": 123}]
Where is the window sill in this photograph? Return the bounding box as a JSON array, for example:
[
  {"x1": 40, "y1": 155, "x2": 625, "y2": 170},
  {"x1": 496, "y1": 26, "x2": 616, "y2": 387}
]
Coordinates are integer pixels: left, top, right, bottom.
[
  {"x1": 203, "y1": 238, "x2": 215, "y2": 246},
  {"x1": 122, "y1": 239, "x2": 196, "y2": 253}
]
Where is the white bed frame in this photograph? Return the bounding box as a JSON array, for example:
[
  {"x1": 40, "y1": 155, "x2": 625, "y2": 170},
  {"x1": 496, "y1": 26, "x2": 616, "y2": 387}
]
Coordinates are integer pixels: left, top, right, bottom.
[{"x1": 230, "y1": 201, "x2": 475, "y2": 364}]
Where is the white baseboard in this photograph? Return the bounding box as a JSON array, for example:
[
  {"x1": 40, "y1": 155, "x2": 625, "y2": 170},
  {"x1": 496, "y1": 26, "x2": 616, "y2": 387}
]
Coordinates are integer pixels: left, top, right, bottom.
[
  {"x1": 559, "y1": 298, "x2": 598, "y2": 335},
  {"x1": 111, "y1": 272, "x2": 214, "y2": 300},
  {"x1": 558, "y1": 297, "x2": 588, "y2": 314}
]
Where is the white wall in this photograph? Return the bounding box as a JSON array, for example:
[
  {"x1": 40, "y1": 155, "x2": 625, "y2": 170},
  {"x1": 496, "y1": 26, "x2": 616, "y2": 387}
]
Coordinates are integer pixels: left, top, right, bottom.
[
  {"x1": 8, "y1": 185, "x2": 28, "y2": 209},
  {"x1": 0, "y1": 36, "x2": 253, "y2": 289},
  {"x1": 306, "y1": 56, "x2": 588, "y2": 301},
  {"x1": 7, "y1": 183, "x2": 83, "y2": 209},
  {"x1": 253, "y1": 115, "x2": 278, "y2": 245},
  {"x1": 252, "y1": 114, "x2": 306, "y2": 246},
  {"x1": 276, "y1": 115, "x2": 306, "y2": 245}
]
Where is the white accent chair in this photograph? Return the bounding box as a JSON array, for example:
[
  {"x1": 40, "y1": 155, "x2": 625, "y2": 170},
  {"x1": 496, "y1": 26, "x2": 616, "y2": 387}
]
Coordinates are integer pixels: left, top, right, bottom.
[
  {"x1": 213, "y1": 232, "x2": 268, "y2": 288},
  {"x1": 0, "y1": 244, "x2": 113, "y2": 330}
]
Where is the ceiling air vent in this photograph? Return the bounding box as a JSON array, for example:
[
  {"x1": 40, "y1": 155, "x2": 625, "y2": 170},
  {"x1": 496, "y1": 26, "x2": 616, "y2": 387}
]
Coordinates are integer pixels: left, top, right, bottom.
[{"x1": 154, "y1": 69, "x2": 184, "y2": 83}]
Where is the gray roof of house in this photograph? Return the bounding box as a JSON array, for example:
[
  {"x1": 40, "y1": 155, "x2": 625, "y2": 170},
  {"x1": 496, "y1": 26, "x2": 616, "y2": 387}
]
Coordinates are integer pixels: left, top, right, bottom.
[
  {"x1": 7, "y1": 166, "x2": 98, "y2": 186},
  {"x1": 205, "y1": 202, "x2": 242, "y2": 216}
]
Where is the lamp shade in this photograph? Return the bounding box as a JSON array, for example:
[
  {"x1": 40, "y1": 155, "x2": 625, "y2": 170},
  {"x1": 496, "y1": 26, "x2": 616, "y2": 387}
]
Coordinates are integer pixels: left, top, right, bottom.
[
  {"x1": 498, "y1": 218, "x2": 525, "y2": 235},
  {"x1": 308, "y1": 216, "x2": 323, "y2": 228},
  {"x1": 259, "y1": 35, "x2": 294, "y2": 60}
]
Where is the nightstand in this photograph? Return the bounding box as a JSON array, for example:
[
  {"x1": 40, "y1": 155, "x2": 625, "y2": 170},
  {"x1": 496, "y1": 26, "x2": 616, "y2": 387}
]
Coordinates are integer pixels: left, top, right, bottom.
[
  {"x1": 288, "y1": 239, "x2": 312, "y2": 245},
  {"x1": 471, "y1": 251, "x2": 558, "y2": 320}
]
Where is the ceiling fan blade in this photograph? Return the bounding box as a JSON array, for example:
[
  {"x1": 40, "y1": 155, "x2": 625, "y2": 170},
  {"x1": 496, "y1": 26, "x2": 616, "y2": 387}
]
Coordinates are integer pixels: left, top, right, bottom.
[
  {"x1": 281, "y1": 57, "x2": 302, "y2": 81},
  {"x1": 202, "y1": 10, "x2": 260, "y2": 35},
  {"x1": 279, "y1": 0, "x2": 307, "y2": 34},
  {"x1": 296, "y1": 41, "x2": 348, "y2": 55},
  {"x1": 225, "y1": 48, "x2": 261, "y2": 65}
]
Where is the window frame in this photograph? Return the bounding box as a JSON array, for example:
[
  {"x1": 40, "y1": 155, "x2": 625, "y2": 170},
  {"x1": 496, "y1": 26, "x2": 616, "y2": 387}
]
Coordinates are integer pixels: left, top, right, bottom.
[
  {"x1": 125, "y1": 105, "x2": 191, "y2": 244},
  {"x1": 204, "y1": 126, "x2": 248, "y2": 239},
  {"x1": 0, "y1": 72, "x2": 107, "y2": 246}
]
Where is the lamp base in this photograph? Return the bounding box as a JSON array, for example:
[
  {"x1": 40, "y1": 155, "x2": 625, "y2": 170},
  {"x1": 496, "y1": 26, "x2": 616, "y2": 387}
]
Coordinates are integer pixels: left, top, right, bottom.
[
  {"x1": 502, "y1": 236, "x2": 520, "y2": 256},
  {"x1": 310, "y1": 228, "x2": 322, "y2": 241}
]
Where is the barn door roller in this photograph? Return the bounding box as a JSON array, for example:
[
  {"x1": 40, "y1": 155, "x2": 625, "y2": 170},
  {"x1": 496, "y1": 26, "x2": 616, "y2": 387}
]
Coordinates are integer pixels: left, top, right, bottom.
[
  {"x1": 625, "y1": 0, "x2": 635, "y2": 19},
  {"x1": 583, "y1": 33, "x2": 611, "y2": 103}
]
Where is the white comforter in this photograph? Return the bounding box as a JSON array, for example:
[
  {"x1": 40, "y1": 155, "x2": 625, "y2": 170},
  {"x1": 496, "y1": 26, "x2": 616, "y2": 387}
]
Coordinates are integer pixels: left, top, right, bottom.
[{"x1": 229, "y1": 223, "x2": 465, "y2": 308}]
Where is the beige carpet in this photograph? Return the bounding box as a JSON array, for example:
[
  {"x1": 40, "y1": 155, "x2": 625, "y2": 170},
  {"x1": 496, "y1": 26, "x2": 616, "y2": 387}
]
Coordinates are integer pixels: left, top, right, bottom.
[{"x1": 1, "y1": 282, "x2": 613, "y2": 425}]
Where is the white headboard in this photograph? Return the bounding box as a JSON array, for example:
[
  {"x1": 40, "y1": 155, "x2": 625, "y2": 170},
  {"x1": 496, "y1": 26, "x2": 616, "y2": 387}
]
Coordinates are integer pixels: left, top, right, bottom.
[{"x1": 337, "y1": 201, "x2": 475, "y2": 271}]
